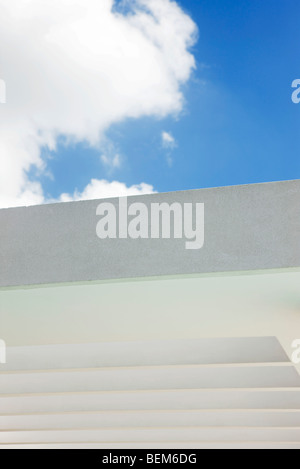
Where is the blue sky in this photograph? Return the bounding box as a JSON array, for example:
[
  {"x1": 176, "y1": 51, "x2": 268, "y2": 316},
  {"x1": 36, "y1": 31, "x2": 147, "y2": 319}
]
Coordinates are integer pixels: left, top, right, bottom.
[
  {"x1": 37, "y1": 0, "x2": 300, "y2": 199},
  {"x1": 1, "y1": 0, "x2": 299, "y2": 207}
]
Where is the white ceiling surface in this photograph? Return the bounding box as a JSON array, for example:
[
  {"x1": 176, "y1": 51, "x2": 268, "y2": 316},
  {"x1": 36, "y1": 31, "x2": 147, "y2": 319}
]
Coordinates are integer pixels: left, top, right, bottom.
[
  {"x1": 0, "y1": 337, "x2": 300, "y2": 448},
  {"x1": 0, "y1": 270, "x2": 300, "y2": 448},
  {"x1": 0, "y1": 270, "x2": 299, "y2": 360}
]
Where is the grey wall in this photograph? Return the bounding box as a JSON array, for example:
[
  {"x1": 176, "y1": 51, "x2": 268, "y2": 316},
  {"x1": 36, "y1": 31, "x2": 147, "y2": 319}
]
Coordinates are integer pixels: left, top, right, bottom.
[{"x1": 0, "y1": 180, "x2": 299, "y2": 287}]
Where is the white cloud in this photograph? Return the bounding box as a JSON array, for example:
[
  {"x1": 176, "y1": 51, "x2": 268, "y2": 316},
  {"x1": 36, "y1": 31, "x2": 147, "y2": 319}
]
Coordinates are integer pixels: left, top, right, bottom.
[
  {"x1": 101, "y1": 153, "x2": 122, "y2": 171},
  {"x1": 161, "y1": 131, "x2": 176, "y2": 149},
  {"x1": 99, "y1": 138, "x2": 122, "y2": 172},
  {"x1": 0, "y1": 0, "x2": 197, "y2": 208},
  {"x1": 59, "y1": 179, "x2": 156, "y2": 202},
  {"x1": 161, "y1": 131, "x2": 177, "y2": 166}
]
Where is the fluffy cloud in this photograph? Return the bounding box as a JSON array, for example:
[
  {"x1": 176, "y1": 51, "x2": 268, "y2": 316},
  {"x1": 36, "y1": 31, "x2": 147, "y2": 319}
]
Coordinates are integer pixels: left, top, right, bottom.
[
  {"x1": 59, "y1": 179, "x2": 156, "y2": 202},
  {"x1": 0, "y1": 0, "x2": 197, "y2": 208}
]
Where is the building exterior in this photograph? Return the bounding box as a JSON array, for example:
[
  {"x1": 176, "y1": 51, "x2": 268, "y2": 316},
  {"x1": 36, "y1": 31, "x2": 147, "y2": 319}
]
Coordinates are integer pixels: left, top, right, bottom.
[{"x1": 0, "y1": 179, "x2": 300, "y2": 449}]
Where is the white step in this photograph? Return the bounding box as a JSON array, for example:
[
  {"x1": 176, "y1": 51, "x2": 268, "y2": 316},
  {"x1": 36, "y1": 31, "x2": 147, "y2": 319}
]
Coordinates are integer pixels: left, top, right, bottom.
[
  {"x1": 1, "y1": 428, "x2": 300, "y2": 445},
  {"x1": 0, "y1": 337, "x2": 289, "y2": 372},
  {"x1": 1, "y1": 410, "x2": 300, "y2": 431},
  {"x1": 1, "y1": 365, "x2": 299, "y2": 395}
]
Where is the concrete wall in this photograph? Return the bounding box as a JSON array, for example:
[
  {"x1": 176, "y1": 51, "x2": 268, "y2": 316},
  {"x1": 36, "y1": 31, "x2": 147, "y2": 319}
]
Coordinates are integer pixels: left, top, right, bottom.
[{"x1": 0, "y1": 180, "x2": 299, "y2": 287}]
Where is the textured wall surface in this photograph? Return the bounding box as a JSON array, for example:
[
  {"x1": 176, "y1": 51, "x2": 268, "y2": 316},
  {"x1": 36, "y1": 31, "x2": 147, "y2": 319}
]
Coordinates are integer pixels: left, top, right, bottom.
[{"x1": 0, "y1": 180, "x2": 299, "y2": 287}]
